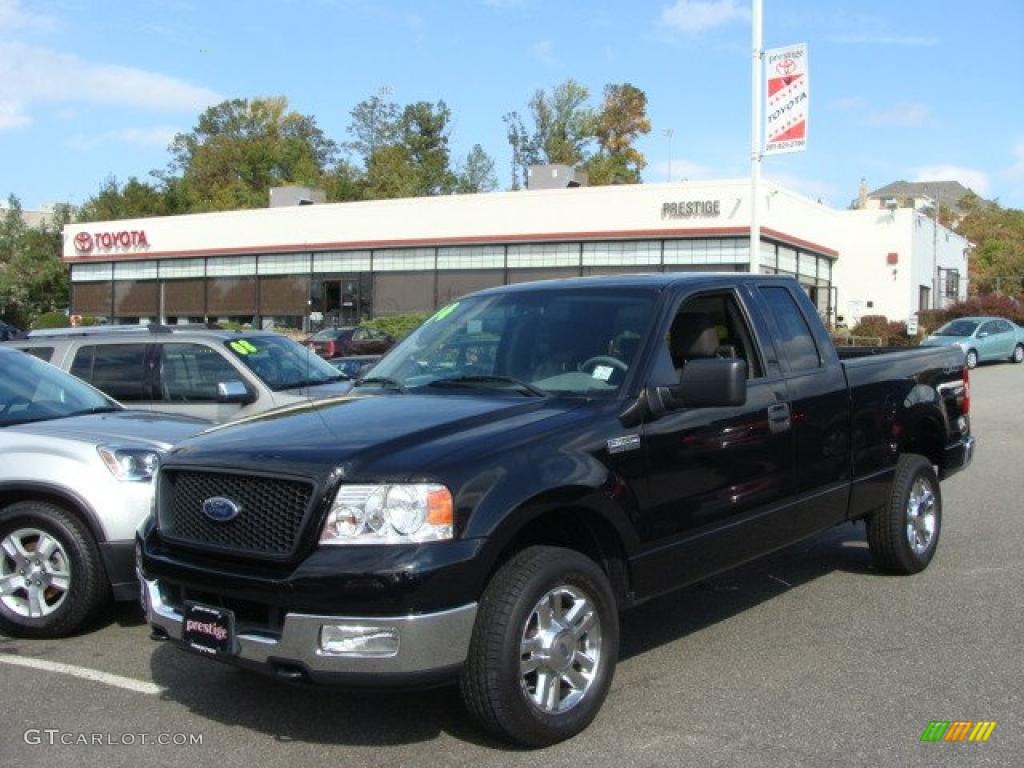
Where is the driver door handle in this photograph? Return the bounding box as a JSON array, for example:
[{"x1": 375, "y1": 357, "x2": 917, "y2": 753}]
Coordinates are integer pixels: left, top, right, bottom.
[{"x1": 767, "y1": 403, "x2": 791, "y2": 433}]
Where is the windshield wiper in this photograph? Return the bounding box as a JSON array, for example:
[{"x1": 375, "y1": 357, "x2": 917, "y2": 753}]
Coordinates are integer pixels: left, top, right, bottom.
[
  {"x1": 427, "y1": 375, "x2": 548, "y2": 397},
  {"x1": 283, "y1": 375, "x2": 348, "y2": 389},
  {"x1": 355, "y1": 376, "x2": 407, "y2": 392},
  {"x1": 65, "y1": 406, "x2": 121, "y2": 417}
]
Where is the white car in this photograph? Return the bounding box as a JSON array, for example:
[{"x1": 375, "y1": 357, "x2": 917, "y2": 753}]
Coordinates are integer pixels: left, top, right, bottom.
[{"x1": 0, "y1": 347, "x2": 208, "y2": 638}]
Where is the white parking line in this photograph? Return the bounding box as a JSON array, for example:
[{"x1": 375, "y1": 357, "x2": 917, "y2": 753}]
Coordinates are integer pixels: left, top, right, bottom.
[{"x1": 0, "y1": 654, "x2": 164, "y2": 695}]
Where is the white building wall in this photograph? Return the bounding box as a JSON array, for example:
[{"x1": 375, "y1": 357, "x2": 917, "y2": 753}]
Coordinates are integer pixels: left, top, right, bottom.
[{"x1": 834, "y1": 208, "x2": 968, "y2": 325}]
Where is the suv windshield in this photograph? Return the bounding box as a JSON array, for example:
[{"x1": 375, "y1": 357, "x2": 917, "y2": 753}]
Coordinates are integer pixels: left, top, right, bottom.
[
  {"x1": 935, "y1": 319, "x2": 980, "y2": 337},
  {"x1": 0, "y1": 349, "x2": 120, "y2": 427},
  {"x1": 365, "y1": 287, "x2": 658, "y2": 396},
  {"x1": 224, "y1": 335, "x2": 346, "y2": 391}
]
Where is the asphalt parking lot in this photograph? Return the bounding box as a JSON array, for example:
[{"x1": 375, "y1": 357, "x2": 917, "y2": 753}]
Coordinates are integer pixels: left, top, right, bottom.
[{"x1": 1, "y1": 363, "x2": 1021, "y2": 768}]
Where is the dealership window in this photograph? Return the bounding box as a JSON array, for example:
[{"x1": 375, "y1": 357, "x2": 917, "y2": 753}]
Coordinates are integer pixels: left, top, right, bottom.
[
  {"x1": 777, "y1": 246, "x2": 797, "y2": 275},
  {"x1": 159, "y1": 258, "x2": 205, "y2": 279},
  {"x1": 437, "y1": 245, "x2": 504, "y2": 270},
  {"x1": 664, "y1": 238, "x2": 748, "y2": 266},
  {"x1": 313, "y1": 250, "x2": 371, "y2": 273},
  {"x1": 71, "y1": 262, "x2": 113, "y2": 282},
  {"x1": 760, "y1": 242, "x2": 777, "y2": 273},
  {"x1": 113, "y1": 261, "x2": 158, "y2": 280},
  {"x1": 207, "y1": 256, "x2": 257, "y2": 277},
  {"x1": 506, "y1": 242, "x2": 578, "y2": 268},
  {"x1": 373, "y1": 248, "x2": 435, "y2": 272},
  {"x1": 258, "y1": 253, "x2": 311, "y2": 275},
  {"x1": 583, "y1": 240, "x2": 660, "y2": 266}
]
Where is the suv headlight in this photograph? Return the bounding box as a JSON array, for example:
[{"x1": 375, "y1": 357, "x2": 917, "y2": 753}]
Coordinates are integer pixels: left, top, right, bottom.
[
  {"x1": 97, "y1": 446, "x2": 160, "y2": 482},
  {"x1": 320, "y1": 484, "x2": 454, "y2": 545}
]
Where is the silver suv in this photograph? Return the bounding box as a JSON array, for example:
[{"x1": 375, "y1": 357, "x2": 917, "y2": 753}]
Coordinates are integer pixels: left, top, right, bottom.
[
  {"x1": 0, "y1": 347, "x2": 207, "y2": 637},
  {"x1": 8, "y1": 324, "x2": 353, "y2": 423}
]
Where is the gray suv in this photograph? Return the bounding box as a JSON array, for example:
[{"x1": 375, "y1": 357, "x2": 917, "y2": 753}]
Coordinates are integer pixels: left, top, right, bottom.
[
  {"x1": 8, "y1": 325, "x2": 354, "y2": 423},
  {"x1": 0, "y1": 346, "x2": 207, "y2": 637}
]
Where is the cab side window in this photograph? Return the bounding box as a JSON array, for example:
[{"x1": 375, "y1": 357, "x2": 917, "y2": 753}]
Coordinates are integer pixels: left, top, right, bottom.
[
  {"x1": 758, "y1": 286, "x2": 821, "y2": 373},
  {"x1": 664, "y1": 292, "x2": 763, "y2": 381},
  {"x1": 158, "y1": 344, "x2": 242, "y2": 402},
  {"x1": 70, "y1": 344, "x2": 149, "y2": 401}
]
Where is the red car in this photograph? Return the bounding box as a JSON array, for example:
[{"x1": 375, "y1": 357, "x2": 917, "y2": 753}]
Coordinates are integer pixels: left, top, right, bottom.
[{"x1": 303, "y1": 326, "x2": 394, "y2": 358}]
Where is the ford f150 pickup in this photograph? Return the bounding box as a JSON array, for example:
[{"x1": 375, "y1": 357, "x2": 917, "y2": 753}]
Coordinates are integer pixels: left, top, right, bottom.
[{"x1": 138, "y1": 274, "x2": 974, "y2": 746}]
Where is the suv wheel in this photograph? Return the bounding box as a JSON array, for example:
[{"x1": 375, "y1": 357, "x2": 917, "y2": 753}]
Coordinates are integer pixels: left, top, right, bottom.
[
  {"x1": 460, "y1": 546, "x2": 618, "y2": 747},
  {"x1": 0, "y1": 502, "x2": 109, "y2": 638},
  {"x1": 866, "y1": 454, "x2": 942, "y2": 574}
]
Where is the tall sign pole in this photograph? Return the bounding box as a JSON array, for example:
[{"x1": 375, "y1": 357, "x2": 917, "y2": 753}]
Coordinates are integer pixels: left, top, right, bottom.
[{"x1": 750, "y1": 0, "x2": 763, "y2": 274}]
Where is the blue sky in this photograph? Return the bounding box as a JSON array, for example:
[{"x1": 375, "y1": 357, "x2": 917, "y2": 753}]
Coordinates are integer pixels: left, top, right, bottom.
[{"x1": 1, "y1": 0, "x2": 1022, "y2": 211}]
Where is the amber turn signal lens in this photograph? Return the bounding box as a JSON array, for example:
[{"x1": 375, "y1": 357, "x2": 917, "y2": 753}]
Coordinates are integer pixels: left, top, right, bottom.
[{"x1": 426, "y1": 487, "x2": 454, "y2": 527}]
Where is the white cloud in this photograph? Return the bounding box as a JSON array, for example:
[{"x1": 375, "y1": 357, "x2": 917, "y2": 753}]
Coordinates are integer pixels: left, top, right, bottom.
[
  {"x1": 0, "y1": 42, "x2": 220, "y2": 129},
  {"x1": 65, "y1": 126, "x2": 179, "y2": 151},
  {"x1": 827, "y1": 33, "x2": 938, "y2": 47},
  {"x1": 912, "y1": 166, "x2": 991, "y2": 197},
  {"x1": 0, "y1": 99, "x2": 30, "y2": 130},
  {"x1": 530, "y1": 39, "x2": 557, "y2": 65},
  {"x1": 660, "y1": 0, "x2": 750, "y2": 34},
  {"x1": 0, "y1": 0, "x2": 54, "y2": 31}
]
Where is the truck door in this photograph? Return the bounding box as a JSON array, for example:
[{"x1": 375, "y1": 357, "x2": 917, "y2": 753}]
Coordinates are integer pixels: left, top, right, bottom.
[
  {"x1": 753, "y1": 284, "x2": 851, "y2": 531},
  {"x1": 634, "y1": 287, "x2": 795, "y2": 595}
]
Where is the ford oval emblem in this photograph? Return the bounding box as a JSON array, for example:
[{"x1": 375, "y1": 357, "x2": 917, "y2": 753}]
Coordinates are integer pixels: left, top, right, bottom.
[{"x1": 202, "y1": 497, "x2": 241, "y2": 523}]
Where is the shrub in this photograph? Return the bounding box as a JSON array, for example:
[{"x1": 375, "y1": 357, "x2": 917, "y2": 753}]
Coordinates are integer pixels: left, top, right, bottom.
[
  {"x1": 850, "y1": 315, "x2": 915, "y2": 346},
  {"x1": 31, "y1": 311, "x2": 69, "y2": 330},
  {"x1": 360, "y1": 312, "x2": 429, "y2": 341}
]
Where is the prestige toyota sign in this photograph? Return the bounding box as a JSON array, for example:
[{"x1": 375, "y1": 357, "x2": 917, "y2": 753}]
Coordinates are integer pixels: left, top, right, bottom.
[{"x1": 72, "y1": 229, "x2": 150, "y2": 254}]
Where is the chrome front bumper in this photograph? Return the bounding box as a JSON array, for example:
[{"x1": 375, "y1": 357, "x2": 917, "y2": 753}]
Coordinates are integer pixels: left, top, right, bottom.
[{"x1": 142, "y1": 577, "x2": 477, "y2": 679}]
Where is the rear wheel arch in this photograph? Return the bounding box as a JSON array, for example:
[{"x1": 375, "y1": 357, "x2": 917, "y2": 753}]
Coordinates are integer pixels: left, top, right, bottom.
[{"x1": 899, "y1": 414, "x2": 946, "y2": 471}]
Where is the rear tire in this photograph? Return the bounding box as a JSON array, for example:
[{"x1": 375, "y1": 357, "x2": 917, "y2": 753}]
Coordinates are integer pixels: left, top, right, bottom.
[
  {"x1": 965, "y1": 349, "x2": 979, "y2": 369},
  {"x1": 0, "y1": 502, "x2": 110, "y2": 638},
  {"x1": 1011, "y1": 344, "x2": 1023, "y2": 364},
  {"x1": 866, "y1": 455, "x2": 942, "y2": 574},
  {"x1": 460, "y1": 546, "x2": 618, "y2": 747}
]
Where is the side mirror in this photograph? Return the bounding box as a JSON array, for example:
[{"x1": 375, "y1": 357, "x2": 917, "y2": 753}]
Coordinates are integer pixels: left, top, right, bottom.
[
  {"x1": 657, "y1": 358, "x2": 748, "y2": 410},
  {"x1": 217, "y1": 381, "x2": 254, "y2": 404}
]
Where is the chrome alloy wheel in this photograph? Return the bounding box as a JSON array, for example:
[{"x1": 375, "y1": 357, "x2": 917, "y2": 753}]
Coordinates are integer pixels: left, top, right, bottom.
[
  {"x1": 0, "y1": 528, "x2": 71, "y2": 618},
  {"x1": 520, "y1": 585, "x2": 603, "y2": 714},
  {"x1": 905, "y1": 477, "x2": 938, "y2": 555}
]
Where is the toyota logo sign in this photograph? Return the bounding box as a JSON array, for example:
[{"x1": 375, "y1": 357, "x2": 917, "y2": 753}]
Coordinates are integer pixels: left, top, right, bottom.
[
  {"x1": 776, "y1": 58, "x2": 796, "y2": 76},
  {"x1": 74, "y1": 232, "x2": 94, "y2": 252}
]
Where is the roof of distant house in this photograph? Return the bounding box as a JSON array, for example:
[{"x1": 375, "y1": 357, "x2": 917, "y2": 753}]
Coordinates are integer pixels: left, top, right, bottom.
[{"x1": 867, "y1": 180, "x2": 987, "y2": 208}]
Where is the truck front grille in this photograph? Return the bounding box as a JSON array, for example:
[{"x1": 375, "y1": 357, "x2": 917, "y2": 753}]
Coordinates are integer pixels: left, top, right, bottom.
[{"x1": 157, "y1": 469, "x2": 317, "y2": 559}]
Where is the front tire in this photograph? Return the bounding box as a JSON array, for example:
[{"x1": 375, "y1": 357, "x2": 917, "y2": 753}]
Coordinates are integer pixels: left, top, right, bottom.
[
  {"x1": 0, "y1": 502, "x2": 109, "y2": 638},
  {"x1": 965, "y1": 349, "x2": 979, "y2": 369},
  {"x1": 866, "y1": 454, "x2": 942, "y2": 574},
  {"x1": 1011, "y1": 344, "x2": 1023, "y2": 364},
  {"x1": 460, "y1": 546, "x2": 619, "y2": 747}
]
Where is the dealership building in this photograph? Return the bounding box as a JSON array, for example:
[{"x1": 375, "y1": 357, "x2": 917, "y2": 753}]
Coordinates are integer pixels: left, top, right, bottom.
[{"x1": 61, "y1": 177, "x2": 968, "y2": 330}]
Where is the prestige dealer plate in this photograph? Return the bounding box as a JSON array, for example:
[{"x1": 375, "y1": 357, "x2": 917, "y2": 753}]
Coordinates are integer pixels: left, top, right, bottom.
[{"x1": 182, "y1": 603, "x2": 236, "y2": 657}]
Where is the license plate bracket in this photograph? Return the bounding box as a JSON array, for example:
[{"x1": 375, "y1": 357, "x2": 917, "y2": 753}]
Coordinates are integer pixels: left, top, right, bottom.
[{"x1": 182, "y1": 602, "x2": 236, "y2": 657}]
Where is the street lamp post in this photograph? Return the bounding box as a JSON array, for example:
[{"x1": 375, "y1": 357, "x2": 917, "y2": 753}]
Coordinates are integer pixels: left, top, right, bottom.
[{"x1": 663, "y1": 128, "x2": 674, "y2": 182}]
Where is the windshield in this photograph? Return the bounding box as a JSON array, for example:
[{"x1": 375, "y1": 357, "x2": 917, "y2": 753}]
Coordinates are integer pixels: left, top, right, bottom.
[
  {"x1": 365, "y1": 287, "x2": 658, "y2": 396},
  {"x1": 0, "y1": 349, "x2": 120, "y2": 427},
  {"x1": 934, "y1": 319, "x2": 979, "y2": 337},
  {"x1": 224, "y1": 335, "x2": 346, "y2": 391}
]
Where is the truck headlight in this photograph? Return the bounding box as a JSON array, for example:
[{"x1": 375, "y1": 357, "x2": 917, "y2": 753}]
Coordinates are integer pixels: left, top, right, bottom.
[
  {"x1": 320, "y1": 484, "x2": 454, "y2": 545},
  {"x1": 98, "y1": 446, "x2": 160, "y2": 482}
]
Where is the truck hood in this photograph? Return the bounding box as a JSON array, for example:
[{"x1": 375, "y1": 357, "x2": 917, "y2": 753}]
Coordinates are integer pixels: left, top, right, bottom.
[
  {"x1": 165, "y1": 393, "x2": 584, "y2": 480},
  {"x1": 9, "y1": 410, "x2": 210, "y2": 450}
]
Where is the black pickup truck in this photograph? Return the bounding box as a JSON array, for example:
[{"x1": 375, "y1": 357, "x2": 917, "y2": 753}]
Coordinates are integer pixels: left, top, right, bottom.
[{"x1": 138, "y1": 274, "x2": 974, "y2": 746}]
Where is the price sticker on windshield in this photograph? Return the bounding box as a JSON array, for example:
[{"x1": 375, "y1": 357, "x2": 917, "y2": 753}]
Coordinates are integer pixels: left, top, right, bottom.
[
  {"x1": 229, "y1": 340, "x2": 259, "y2": 355},
  {"x1": 592, "y1": 365, "x2": 614, "y2": 381}
]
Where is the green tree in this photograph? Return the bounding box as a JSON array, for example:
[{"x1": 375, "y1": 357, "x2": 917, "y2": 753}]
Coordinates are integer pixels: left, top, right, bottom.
[
  {"x1": 363, "y1": 145, "x2": 423, "y2": 200},
  {"x1": 77, "y1": 176, "x2": 177, "y2": 222},
  {"x1": 163, "y1": 96, "x2": 337, "y2": 211},
  {"x1": 956, "y1": 198, "x2": 1024, "y2": 296},
  {"x1": 399, "y1": 100, "x2": 456, "y2": 195},
  {"x1": 0, "y1": 195, "x2": 71, "y2": 326},
  {"x1": 456, "y1": 144, "x2": 498, "y2": 193},
  {"x1": 529, "y1": 79, "x2": 595, "y2": 166},
  {"x1": 583, "y1": 83, "x2": 651, "y2": 184},
  {"x1": 346, "y1": 87, "x2": 401, "y2": 166}
]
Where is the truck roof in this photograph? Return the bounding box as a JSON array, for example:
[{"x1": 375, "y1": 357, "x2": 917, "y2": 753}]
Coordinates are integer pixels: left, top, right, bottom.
[{"x1": 468, "y1": 271, "x2": 796, "y2": 297}]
